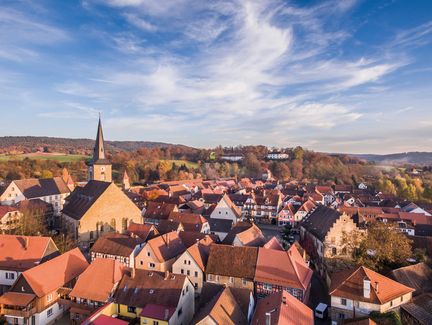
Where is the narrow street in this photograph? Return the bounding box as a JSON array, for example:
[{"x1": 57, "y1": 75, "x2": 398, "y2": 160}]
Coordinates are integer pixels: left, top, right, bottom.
[{"x1": 308, "y1": 272, "x2": 331, "y2": 325}]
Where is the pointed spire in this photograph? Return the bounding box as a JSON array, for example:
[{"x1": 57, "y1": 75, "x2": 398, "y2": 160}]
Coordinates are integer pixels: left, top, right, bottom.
[{"x1": 93, "y1": 114, "x2": 106, "y2": 162}]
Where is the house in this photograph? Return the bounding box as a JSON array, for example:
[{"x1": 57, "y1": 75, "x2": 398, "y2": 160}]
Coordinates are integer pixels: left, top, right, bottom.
[
  {"x1": 205, "y1": 217, "x2": 230, "y2": 240},
  {"x1": 90, "y1": 233, "x2": 144, "y2": 268},
  {"x1": 0, "y1": 248, "x2": 88, "y2": 325},
  {"x1": 263, "y1": 236, "x2": 285, "y2": 251},
  {"x1": 222, "y1": 222, "x2": 266, "y2": 247},
  {"x1": 276, "y1": 203, "x2": 295, "y2": 227},
  {"x1": 62, "y1": 180, "x2": 142, "y2": 244},
  {"x1": 209, "y1": 194, "x2": 242, "y2": 223},
  {"x1": 0, "y1": 177, "x2": 71, "y2": 215},
  {"x1": 67, "y1": 258, "x2": 125, "y2": 324},
  {"x1": 206, "y1": 245, "x2": 258, "y2": 291},
  {"x1": 266, "y1": 151, "x2": 289, "y2": 160},
  {"x1": 254, "y1": 245, "x2": 313, "y2": 302},
  {"x1": 167, "y1": 212, "x2": 210, "y2": 233},
  {"x1": 0, "y1": 206, "x2": 22, "y2": 232},
  {"x1": 135, "y1": 232, "x2": 186, "y2": 272},
  {"x1": 81, "y1": 302, "x2": 129, "y2": 325},
  {"x1": 294, "y1": 199, "x2": 316, "y2": 223},
  {"x1": 400, "y1": 293, "x2": 432, "y2": 325},
  {"x1": 143, "y1": 201, "x2": 178, "y2": 224},
  {"x1": 329, "y1": 266, "x2": 414, "y2": 323},
  {"x1": 251, "y1": 291, "x2": 314, "y2": 325},
  {"x1": 0, "y1": 235, "x2": 59, "y2": 294},
  {"x1": 172, "y1": 236, "x2": 214, "y2": 295},
  {"x1": 113, "y1": 269, "x2": 195, "y2": 325},
  {"x1": 127, "y1": 221, "x2": 159, "y2": 241},
  {"x1": 389, "y1": 262, "x2": 432, "y2": 296},
  {"x1": 194, "y1": 283, "x2": 254, "y2": 325},
  {"x1": 300, "y1": 205, "x2": 360, "y2": 276},
  {"x1": 245, "y1": 192, "x2": 282, "y2": 222},
  {"x1": 221, "y1": 153, "x2": 244, "y2": 162}
]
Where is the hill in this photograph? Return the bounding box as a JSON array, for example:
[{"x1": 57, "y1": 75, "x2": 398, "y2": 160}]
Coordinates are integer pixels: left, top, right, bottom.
[
  {"x1": 350, "y1": 152, "x2": 432, "y2": 166},
  {"x1": 0, "y1": 136, "x2": 195, "y2": 155}
]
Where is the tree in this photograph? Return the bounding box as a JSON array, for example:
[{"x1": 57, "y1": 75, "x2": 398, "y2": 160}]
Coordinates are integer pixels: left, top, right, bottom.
[
  {"x1": 292, "y1": 146, "x2": 305, "y2": 160},
  {"x1": 270, "y1": 162, "x2": 291, "y2": 180},
  {"x1": 16, "y1": 206, "x2": 48, "y2": 236},
  {"x1": 243, "y1": 153, "x2": 262, "y2": 178},
  {"x1": 53, "y1": 233, "x2": 76, "y2": 253},
  {"x1": 280, "y1": 223, "x2": 292, "y2": 244},
  {"x1": 356, "y1": 222, "x2": 412, "y2": 272}
]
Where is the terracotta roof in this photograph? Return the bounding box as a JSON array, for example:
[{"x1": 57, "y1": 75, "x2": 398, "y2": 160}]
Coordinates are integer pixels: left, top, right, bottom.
[
  {"x1": 0, "y1": 205, "x2": 18, "y2": 217},
  {"x1": 0, "y1": 234, "x2": 58, "y2": 271},
  {"x1": 17, "y1": 248, "x2": 88, "y2": 297},
  {"x1": 206, "y1": 244, "x2": 258, "y2": 279},
  {"x1": 127, "y1": 222, "x2": 159, "y2": 241},
  {"x1": 194, "y1": 287, "x2": 247, "y2": 325},
  {"x1": 178, "y1": 231, "x2": 218, "y2": 248},
  {"x1": 13, "y1": 177, "x2": 70, "y2": 198},
  {"x1": 329, "y1": 266, "x2": 415, "y2": 305},
  {"x1": 222, "y1": 221, "x2": 254, "y2": 245},
  {"x1": 221, "y1": 194, "x2": 242, "y2": 218},
  {"x1": 263, "y1": 237, "x2": 285, "y2": 251},
  {"x1": 254, "y1": 245, "x2": 312, "y2": 290},
  {"x1": 91, "y1": 233, "x2": 144, "y2": 257},
  {"x1": 62, "y1": 180, "x2": 111, "y2": 220},
  {"x1": 89, "y1": 314, "x2": 129, "y2": 325},
  {"x1": 156, "y1": 219, "x2": 183, "y2": 234},
  {"x1": 146, "y1": 232, "x2": 186, "y2": 262},
  {"x1": 203, "y1": 193, "x2": 224, "y2": 204},
  {"x1": 235, "y1": 223, "x2": 266, "y2": 247},
  {"x1": 0, "y1": 292, "x2": 36, "y2": 307},
  {"x1": 186, "y1": 237, "x2": 214, "y2": 271},
  {"x1": 251, "y1": 291, "x2": 313, "y2": 325},
  {"x1": 114, "y1": 269, "x2": 187, "y2": 309},
  {"x1": 144, "y1": 201, "x2": 177, "y2": 220},
  {"x1": 153, "y1": 195, "x2": 185, "y2": 205},
  {"x1": 389, "y1": 262, "x2": 432, "y2": 295},
  {"x1": 70, "y1": 259, "x2": 125, "y2": 302},
  {"x1": 168, "y1": 212, "x2": 208, "y2": 232}
]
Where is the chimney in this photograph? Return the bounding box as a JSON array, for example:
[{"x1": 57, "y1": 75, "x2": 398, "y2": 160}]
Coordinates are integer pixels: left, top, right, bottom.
[
  {"x1": 363, "y1": 278, "x2": 371, "y2": 298},
  {"x1": 131, "y1": 268, "x2": 136, "y2": 279},
  {"x1": 282, "y1": 296, "x2": 286, "y2": 305},
  {"x1": 24, "y1": 237, "x2": 29, "y2": 250},
  {"x1": 375, "y1": 281, "x2": 379, "y2": 293}
]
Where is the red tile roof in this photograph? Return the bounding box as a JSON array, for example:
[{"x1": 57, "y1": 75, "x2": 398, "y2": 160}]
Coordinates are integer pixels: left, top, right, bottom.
[
  {"x1": 252, "y1": 291, "x2": 313, "y2": 325},
  {"x1": 330, "y1": 266, "x2": 415, "y2": 305},
  {"x1": 254, "y1": 245, "x2": 312, "y2": 290},
  {"x1": 0, "y1": 292, "x2": 36, "y2": 307}
]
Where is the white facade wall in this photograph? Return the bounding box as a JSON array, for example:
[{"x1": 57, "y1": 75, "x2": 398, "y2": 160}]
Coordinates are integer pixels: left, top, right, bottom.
[
  {"x1": 0, "y1": 269, "x2": 19, "y2": 287},
  {"x1": 210, "y1": 199, "x2": 238, "y2": 223},
  {"x1": 172, "y1": 251, "x2": 204, "y2": 294},
  {"x1": 168, "y1": 279, "x2": 195, "y2": 325}
]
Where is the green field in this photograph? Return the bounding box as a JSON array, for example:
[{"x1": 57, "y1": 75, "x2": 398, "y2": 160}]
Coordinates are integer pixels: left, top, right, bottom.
[
  {"x1": 0, "y1": 153, "x2": 89, "y2": 162},
  {"x1": 162, "y1": 159, "x2": 199, "y2": 169}
]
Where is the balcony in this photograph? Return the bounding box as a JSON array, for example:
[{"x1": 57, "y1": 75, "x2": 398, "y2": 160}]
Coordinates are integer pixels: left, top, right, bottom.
[
  {"x1": 59, "y1": 299, "x2": 98, "y2": 313},
  {"x1": 1, "y1": 307, "x2": 36, "y2": 318}
]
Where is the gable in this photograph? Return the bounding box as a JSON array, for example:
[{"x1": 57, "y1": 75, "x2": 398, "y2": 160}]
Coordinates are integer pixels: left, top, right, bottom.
[{"x1": 10, "y1": 275, "x2": 35, "y2": 295}]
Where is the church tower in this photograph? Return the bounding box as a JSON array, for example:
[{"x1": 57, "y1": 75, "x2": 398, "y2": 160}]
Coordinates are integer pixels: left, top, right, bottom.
[{"x1": 88, "y1": 116, "x2": 112, "y2": 182}]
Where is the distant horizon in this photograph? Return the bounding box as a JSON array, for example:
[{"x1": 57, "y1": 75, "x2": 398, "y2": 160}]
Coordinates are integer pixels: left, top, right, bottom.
[
  {"x1": 1, "y1": 134, "x2": 431, "y2": 156},
  {"x1": 0, "y1": 1, "x2": 431, "y2": 154}
]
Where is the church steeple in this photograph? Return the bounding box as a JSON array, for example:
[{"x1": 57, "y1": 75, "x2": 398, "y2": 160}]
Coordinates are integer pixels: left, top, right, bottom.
[
  {"x1": 93, "y1": 115, "x2": 106, "y2": 163},
  {"x1": 88, "y1": 115, "x2": 112, "y2": 182}
]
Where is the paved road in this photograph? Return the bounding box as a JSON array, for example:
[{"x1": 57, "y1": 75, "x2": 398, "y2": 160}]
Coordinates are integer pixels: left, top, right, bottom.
[
  {"x1": 256, "y1": 223, "x2": 282, "y2": 240},
  {"x1": 308, "y1": 272, "x2": 331, "y2": 325}
]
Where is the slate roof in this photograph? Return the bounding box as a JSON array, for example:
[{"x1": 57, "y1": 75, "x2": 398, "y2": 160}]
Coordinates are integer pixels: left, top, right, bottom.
[
  {"x1": 90, "y1": 233, "x2": 144, "y2": 257},
  {"x1": 300, "y1": 205, "x2": 343, "y2": 241},
  {"x1": 400, "y1": 293, "x2": 432, "y2": 325},
  {"x1": 207, "y1": 218, "x2": 232, "y2": 234},
  {"x1": 389, "y1": 262, "x2": 432, "y2": 295},
  {"x1": 62, "y1": 180, "x2": 111, "y2": 220}
]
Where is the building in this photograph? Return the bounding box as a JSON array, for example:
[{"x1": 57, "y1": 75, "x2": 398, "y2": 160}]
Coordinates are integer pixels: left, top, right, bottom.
[
  {"x1": 194, "y1": 283, "x2": 254, "y2": 325},
  {"x1": 206, "y1": 245, "x2": 258, "y2": 291},
  {"x1": 0, "y1": 235, "x2": 59, "y2": 294},
  {"x1": 329, "y1": 266, "x2": 414, "y2": 323},
  {"x1": 222, "y1": 222, "x2": 266, "y2": 247},
  {"x1": 0, "y1": 248, "x2": 88, "y2": 325},
  {"x1": 127, "y1": 221, "x2": 159, "y2": 241},
  {"x1": 67, "y1": 259, "x2": 125, "y2": 324},
  {"x1": 135, "y1": 232, "x2": 186, "y2": 272},
  {"x1": 87, "y1": 116, "x2": 112, "y2": 183},
  {"x1": 172, "y1": 236, "x2": 214, "y2": 295},
  {"x1": 251, "y1": 291, "x2": 314, "y2": 325},
  {"x1": 0, "y1": 177, "x2": 71, "y2": 215},
  {"x1": 167, "y1": 212, "x2": 210, "y2": 233},
  {"x1": 0, "y1": 206, "x2": 22, "y2": 232},
  {"x1": 113, "y1": 269, "x2": 195, "y2": 325},
  {"x1": 300, "y1": 205, "x2": 360, "y2": 276},
  {"x1": 90, "y1": 233, "x2": 144, "y2": 268},
  {"x1": 266, "y1": 151, "x2": 289, "y2": 160},
  {"x1": 254, "y1": 245, "x2": 313, "y2": 302},
  {"x1": 62, "y1": 181, "x2": 142, "y2": 243},
  {"x1": 209, "y1": 194, "x2": 242, "y2": 224}
]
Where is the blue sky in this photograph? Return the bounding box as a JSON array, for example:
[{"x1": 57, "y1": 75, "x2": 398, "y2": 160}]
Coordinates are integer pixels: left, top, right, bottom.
[{"x1": 0, "y1": 0, "x2": 431, "y2": 154}]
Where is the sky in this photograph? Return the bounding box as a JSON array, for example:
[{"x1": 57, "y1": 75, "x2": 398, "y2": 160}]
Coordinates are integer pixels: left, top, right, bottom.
[{"x1": 0, "y1": 0, "x2": 431, "y2": 154}]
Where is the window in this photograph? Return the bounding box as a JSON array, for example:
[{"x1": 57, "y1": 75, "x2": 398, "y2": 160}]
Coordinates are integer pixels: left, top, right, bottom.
[
  {"x1": 140, "y1": 261, "x2": 143, "y2": 266},
  {"x1": 208, "y1": 274, "x2": 213, "y2": 281},
  {"x1": 187, "y1": 270, "x2": 190, "y2": 276},
  {"x1": 181, "y1": 269, "x2": 184, "y2": 274},
  {"x1": 128, "y1": 306, "x2": 136, "y2": 313},
  {"x1": 178, "y1": 307, "x2": 183, "y2": 316},
  {"x1": 186, "y1": 285, "x2": 189, "y2": 292},
  {"x1": 5, "y1": 272, "x2": 15, "y2": 280},
  {"x1": 242, "y1": 279, "x2": 247, "y2": 286},
  {"x1": 147, "y1": 252, "x2": 151, "y2": 257},
  {"x1": 194, "y1": 283, "x2": 198, "y2": 289},
  {"x1": 400, "y1": 296, "x2": 403, "y2": 302},
  {"x1": 149, "y1": 263, "x2": 155, "y2": 268},
  {"x1": 47, "y1": 294, "x2": 53, "y2": 303},
  {"x1": 341, "y1": 298, "x2": 347, "y2": 306},
  {"x1": 47, "y1": 308, "x2": 53, "y2": 317},
  {"x1": 215, "y1": 275, "x2": 220, "y2": 281},
  {"x1": 188, "y1": 260, "x2": 191, "y2": 265},
  {"x1": 153, "y1": 321, "x2": 159, "y2": 325},
  {"x1": 263, "y1": 283, "x2": 272, "y2": 291},
  {"x1": 338, "y1": 313, "x2": 345, "y2": 320},
  {"x1": 184, "y1": 259, "x2": 187, "y2": 264},
  {"x1": 229, "y1": 277, "x2": 234, "y2": 283},
  {"x1": 390, "y1": 300, "x2": 393, "y2": 307},
  {"x1": 194, "y1": 271, "x2": 198, "y2": 277}
]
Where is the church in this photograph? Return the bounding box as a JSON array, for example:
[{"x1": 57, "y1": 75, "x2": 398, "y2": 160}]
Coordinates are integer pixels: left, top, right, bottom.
[{"x1": 61, "y1": 117, "x2": 142, "y2": 243}]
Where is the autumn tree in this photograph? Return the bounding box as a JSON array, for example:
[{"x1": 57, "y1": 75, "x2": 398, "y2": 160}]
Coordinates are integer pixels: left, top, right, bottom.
[{"x1": 243, "y1": 153, "x2": 262, "y2": 178}]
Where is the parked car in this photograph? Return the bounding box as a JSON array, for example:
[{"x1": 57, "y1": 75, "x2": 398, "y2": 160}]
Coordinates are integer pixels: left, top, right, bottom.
[{"x1": 315, "y1": 303, "x2": 328, "y2": 319}]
